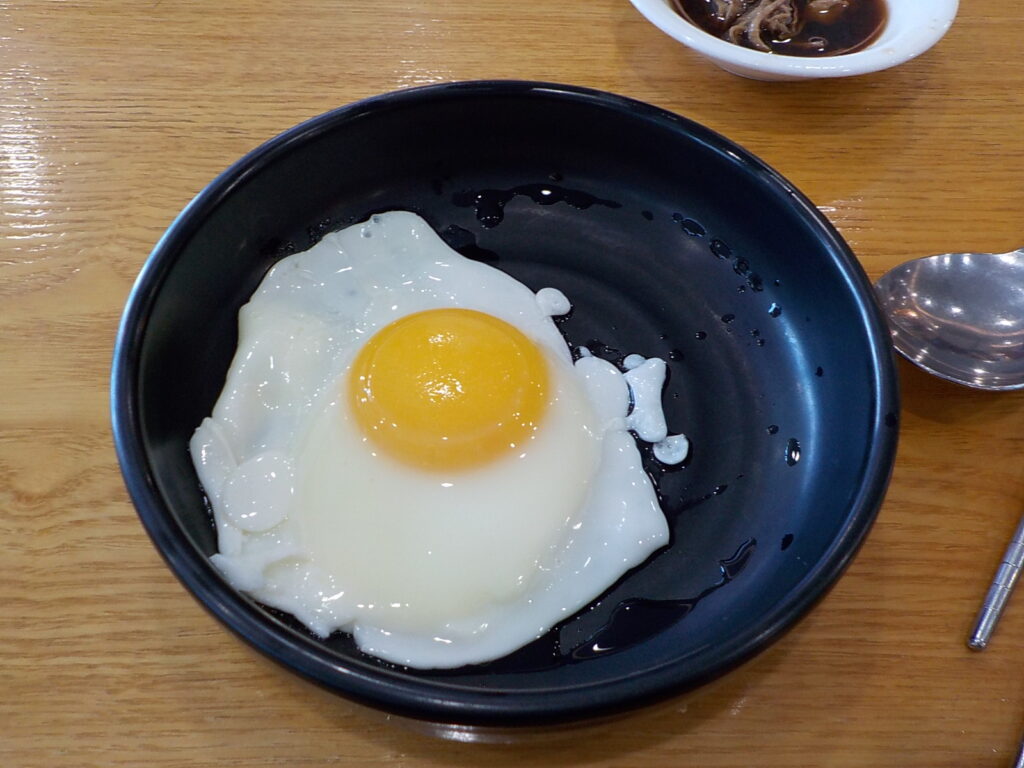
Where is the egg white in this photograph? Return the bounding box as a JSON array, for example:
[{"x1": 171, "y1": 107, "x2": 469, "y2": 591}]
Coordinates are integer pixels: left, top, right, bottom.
[{"x1": 191, "y1": 211, "x2": 685, "y2": 668}]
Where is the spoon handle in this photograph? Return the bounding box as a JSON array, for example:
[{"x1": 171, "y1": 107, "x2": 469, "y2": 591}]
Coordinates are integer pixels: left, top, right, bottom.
[{"x1": 967, "y1": 511, "x2": 1024, "y2": 650}]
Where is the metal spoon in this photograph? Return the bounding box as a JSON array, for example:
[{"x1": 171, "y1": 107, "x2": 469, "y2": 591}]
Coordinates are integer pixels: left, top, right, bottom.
[
  {"x1": 874, "y1": 248, "x2": 1024, "y2": 654},
  {"x1": 874, "y1": 248, "x2": 1024, "y2": 391}
]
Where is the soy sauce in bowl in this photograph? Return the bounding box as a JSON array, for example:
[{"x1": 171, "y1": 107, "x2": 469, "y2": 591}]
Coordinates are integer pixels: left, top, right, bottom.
[{"x1": 672, "y1": 0, "x2": 888, "y2": 57}]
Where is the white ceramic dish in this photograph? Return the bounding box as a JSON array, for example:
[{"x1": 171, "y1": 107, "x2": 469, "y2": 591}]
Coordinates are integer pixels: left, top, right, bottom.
[{"x1": 629, "y1": 0, "x2": 959, "y2": 81}]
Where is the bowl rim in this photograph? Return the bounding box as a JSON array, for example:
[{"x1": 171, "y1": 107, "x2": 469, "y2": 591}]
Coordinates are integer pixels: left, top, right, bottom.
[
  {"x1": 628, "y1": 0, "x2": 960, "y2": 78},
  {"x1": 111, "y1": 79, "x2": 900, "y2": 726}
]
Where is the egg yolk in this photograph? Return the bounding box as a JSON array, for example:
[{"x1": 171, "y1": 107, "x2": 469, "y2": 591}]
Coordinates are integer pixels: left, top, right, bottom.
[{"x1": 348, "y1": 308, "x2": 550, "y2": 470}]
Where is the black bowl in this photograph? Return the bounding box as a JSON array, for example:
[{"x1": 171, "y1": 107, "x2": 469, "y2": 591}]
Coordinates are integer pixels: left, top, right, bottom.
[{"x1": 111, "y1": 81, "x2": 898, "y2": 727}]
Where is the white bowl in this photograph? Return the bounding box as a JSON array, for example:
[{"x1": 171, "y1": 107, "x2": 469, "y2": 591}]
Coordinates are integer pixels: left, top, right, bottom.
[{"x1": 629, "y1": 0, "x2": 959, "y2": 81}]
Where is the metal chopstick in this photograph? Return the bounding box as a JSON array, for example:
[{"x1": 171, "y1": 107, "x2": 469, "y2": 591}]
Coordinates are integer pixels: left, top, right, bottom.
[{"x1": 968, "y1": 510, "x2": 1024, "y2": 651}]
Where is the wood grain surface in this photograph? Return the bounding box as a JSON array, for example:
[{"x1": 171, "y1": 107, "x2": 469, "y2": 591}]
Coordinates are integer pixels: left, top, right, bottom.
[{"x1": 3, "y1": 1, "x2": 1023, "y2": 766}]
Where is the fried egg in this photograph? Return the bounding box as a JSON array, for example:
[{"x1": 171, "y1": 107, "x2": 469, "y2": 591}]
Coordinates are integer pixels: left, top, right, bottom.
[{"x1": 190, "y1": 211, "x2": 688, "y2": 668}]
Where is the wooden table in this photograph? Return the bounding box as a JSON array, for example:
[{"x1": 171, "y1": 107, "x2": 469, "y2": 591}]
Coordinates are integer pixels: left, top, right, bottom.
[{"x1": 3, "y1": 2, "x2": 1023, "y2": 766}]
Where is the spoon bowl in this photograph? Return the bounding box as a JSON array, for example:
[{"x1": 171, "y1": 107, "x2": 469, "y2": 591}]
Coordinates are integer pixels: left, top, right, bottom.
[{"x1": 874, "y1": 248, "x2": 1024, "y2": 391}]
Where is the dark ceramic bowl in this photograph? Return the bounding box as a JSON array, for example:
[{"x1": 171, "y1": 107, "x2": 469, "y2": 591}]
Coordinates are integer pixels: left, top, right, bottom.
[{"x1": 111, "y1": 81, "x2": 898, "y2": 727}]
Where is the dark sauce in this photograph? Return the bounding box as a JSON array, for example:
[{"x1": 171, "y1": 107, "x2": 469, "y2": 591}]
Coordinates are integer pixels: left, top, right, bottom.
[{"x1": 673, "y1": 0, "x2": 887, "y2": 57}]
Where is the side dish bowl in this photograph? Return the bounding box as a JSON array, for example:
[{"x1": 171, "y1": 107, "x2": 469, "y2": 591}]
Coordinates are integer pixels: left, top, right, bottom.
[
  {"x1": 111, "y1": 80, "x2": 899, "y2": 727},
  {"x1": 629, "y1": 0, "x2": 959, "y2": 81}
]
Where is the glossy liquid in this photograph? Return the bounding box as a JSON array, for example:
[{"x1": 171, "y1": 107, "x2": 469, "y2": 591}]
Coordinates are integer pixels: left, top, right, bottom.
[
  {"x1": 452, "y1": 183, "x2": 620, "y2": 228},
  {"x1": 674, "y1": 0, "x2": 887, "y2": 57},
  {"x1": 570, "y1": 538, "x2": 758, "y2": 660}
]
